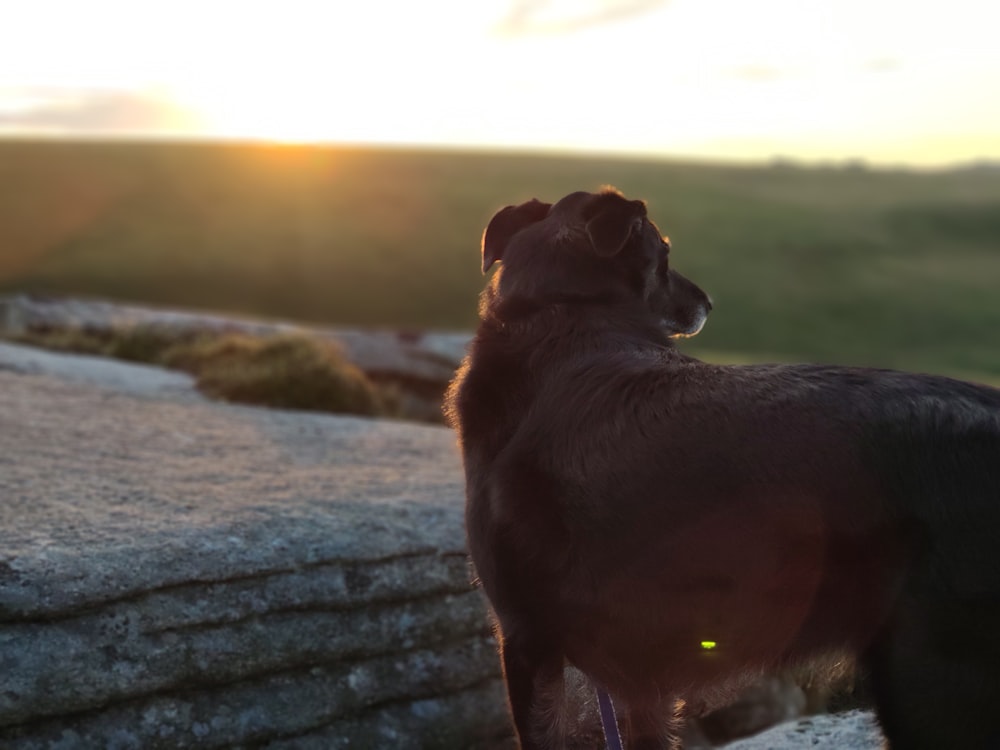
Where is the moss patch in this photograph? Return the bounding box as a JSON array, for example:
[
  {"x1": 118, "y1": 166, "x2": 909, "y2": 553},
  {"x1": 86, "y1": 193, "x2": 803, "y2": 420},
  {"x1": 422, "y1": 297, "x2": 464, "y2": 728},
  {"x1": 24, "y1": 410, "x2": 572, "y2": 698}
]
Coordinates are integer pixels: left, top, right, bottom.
[{"x1": 7, "y1": 325, "x2": 402, "y2": 419}]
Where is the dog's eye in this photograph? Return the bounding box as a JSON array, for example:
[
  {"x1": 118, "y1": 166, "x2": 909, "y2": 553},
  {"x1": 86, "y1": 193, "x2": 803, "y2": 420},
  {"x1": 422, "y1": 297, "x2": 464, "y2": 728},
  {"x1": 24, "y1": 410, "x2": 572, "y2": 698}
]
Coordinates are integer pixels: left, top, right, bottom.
[{"x1": 657, "y1": 238, "x2": 671, "y2": 275}]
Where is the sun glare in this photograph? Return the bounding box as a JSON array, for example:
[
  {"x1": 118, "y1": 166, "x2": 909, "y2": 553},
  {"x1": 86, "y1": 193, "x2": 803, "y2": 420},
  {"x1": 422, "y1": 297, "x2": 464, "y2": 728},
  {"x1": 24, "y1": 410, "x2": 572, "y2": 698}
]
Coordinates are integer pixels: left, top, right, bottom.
[
  {"x1": 187, "y1": 84, "x2": 335, "y2": 143},
  {"x1": 169, "y1": 1, "x2": 502, "y2": 145},
  {"x1": 3, "y1": 0, "x2": 998, "y2": 164}
]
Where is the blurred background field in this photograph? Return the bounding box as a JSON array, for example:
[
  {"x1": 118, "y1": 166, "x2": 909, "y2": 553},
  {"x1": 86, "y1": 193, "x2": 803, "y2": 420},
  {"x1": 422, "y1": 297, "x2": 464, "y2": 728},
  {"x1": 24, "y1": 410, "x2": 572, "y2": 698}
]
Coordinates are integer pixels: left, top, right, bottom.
[{"x1": 2, "y1": 138, "x2": 999, "y2": 381}]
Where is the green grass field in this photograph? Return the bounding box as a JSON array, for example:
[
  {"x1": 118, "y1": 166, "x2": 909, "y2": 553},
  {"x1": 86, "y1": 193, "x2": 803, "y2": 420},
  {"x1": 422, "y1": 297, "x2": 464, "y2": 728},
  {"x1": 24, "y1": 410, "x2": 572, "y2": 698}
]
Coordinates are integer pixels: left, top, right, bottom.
[{"x1": 2, "y1": 138, "x2": 999, "y2": 380}]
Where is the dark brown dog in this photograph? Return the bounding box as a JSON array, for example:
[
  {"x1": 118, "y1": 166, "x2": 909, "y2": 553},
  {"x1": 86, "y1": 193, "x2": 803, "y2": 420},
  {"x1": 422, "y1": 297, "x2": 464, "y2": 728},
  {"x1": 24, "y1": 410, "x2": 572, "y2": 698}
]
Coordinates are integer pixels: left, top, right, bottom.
[{"x1": 446, "y1": 188, "x2": 1000, "y2": 749}]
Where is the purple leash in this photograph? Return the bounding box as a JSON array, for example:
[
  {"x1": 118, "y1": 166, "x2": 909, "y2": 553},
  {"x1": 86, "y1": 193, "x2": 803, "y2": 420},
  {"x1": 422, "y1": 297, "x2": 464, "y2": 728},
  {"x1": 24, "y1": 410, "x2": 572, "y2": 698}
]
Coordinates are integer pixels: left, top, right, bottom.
[{"x1": 596, "y1": 686, "x2": 624, "y2": 750}]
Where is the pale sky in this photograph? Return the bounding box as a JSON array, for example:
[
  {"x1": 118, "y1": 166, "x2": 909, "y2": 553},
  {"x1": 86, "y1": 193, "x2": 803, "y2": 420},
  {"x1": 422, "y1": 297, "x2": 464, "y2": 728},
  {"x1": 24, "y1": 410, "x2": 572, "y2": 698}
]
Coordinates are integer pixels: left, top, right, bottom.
[{"x1": 1, "y1": 0, "x2": 998, "y2": 166}]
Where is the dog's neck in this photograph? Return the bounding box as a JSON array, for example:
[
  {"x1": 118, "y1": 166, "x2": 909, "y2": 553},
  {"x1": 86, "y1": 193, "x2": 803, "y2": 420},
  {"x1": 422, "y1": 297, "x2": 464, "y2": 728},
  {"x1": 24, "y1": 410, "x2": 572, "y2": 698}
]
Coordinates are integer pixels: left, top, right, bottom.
[{"x1": 482, "y1": 294, "x2": 679, "y2": 353}]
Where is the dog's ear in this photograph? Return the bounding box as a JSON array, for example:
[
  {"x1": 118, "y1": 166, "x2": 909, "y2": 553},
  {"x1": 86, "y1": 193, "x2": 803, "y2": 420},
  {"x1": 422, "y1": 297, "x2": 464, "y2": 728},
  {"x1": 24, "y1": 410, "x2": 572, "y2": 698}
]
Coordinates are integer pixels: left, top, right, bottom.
[
  {"x1": 584, "y1": 192, "x2": 647, "y2": 257},
  {"x1": 482, "y1": 199, "x2": 551, "y2": 273}
]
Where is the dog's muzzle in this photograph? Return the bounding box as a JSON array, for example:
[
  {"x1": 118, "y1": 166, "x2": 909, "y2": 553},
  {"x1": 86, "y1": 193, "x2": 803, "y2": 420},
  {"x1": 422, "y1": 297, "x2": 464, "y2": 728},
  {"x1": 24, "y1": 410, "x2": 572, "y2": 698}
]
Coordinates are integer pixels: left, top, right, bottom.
[{"x1": 667, "y1": 303, "x2": 710, "y2": 339}]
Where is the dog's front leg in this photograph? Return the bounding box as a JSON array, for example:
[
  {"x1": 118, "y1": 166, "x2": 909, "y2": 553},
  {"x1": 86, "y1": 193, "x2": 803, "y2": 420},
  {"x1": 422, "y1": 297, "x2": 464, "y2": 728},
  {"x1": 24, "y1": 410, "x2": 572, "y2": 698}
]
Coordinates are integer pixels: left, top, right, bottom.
[{"x1": 499, "y1": 627, "x2": 567, "y2": 749}]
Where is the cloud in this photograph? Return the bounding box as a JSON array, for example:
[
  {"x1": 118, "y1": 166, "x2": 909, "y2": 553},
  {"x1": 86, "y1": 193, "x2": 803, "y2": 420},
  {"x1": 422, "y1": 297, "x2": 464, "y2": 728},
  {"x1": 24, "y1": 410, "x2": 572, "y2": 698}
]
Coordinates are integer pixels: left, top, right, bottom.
[
  {"x1": 496, "y1": 0, "x2": 668, "y2": 35},
  {"x1": 0, "y1": 88, "x2": 200, "y2": 134}
]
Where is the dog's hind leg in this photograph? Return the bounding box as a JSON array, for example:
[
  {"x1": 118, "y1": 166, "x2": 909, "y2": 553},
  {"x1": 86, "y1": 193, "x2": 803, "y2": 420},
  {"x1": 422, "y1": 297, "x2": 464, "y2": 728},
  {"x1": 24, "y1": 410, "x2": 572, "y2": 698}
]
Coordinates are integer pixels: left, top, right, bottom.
[
  {"x1": 866, "y1": 594, "x2": 1000, "y2": 750},
  {"x1": 499, "y1": 626, "x2": 567, "y2": 749}
]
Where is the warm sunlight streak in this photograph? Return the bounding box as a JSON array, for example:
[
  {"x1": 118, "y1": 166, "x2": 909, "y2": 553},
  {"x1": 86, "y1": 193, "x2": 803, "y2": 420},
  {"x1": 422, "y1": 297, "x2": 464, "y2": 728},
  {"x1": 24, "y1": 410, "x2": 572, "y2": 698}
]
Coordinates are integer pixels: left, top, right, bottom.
[{"x1": 2, "y1": 0, "x2": 999, "y2": 165}]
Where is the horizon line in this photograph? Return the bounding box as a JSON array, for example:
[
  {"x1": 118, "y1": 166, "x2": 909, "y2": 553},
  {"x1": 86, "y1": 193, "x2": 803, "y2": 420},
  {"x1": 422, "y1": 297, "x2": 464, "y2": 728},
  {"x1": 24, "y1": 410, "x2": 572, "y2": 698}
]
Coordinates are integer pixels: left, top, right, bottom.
[{"x1": 1, "y1": 130, "x2": 998, "y2": 174}]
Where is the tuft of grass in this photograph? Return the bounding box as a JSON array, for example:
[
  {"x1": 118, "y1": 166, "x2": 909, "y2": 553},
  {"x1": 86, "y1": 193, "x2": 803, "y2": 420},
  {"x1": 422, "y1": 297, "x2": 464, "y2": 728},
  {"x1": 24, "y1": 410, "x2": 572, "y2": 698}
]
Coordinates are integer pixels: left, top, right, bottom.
[
  {"x1": 162, "y1": 332, "x2": 398, "y2": 417},
  {"x1": 8, "y1": 327, "x2": 111, "y2": 356},
  {"x1": 4, "y1": 324, "x2": 402, "y2": 419},
  {"x1": 7, "y1": 322, "x2": 201, "y2": 364},
  {"x1": 105, "y1": 323, "x2": 201, "y2": 364}
]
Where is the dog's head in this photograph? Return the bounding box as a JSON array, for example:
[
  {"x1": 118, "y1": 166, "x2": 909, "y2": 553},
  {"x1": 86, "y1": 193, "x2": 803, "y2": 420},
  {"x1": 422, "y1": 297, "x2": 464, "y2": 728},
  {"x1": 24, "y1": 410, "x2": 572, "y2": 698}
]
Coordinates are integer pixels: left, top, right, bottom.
[{"x1": 480, "y1": 188, "x2": 712, "y2": 338}]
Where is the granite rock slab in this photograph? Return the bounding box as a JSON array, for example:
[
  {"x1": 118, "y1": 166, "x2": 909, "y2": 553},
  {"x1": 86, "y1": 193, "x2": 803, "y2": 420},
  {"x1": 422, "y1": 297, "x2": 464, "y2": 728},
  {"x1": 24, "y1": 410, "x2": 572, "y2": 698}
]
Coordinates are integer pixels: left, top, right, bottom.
[{"x1": 0, "y1": 353, "x2": 506, "y2": 748}]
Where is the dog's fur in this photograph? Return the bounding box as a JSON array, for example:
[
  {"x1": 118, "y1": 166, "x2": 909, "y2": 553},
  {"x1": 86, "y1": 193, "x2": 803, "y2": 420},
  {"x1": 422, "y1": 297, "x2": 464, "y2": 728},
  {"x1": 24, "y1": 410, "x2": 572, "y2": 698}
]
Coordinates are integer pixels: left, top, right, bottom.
[{"x1": 446, "y1": 189, "x2": 1000, "y2": 749}]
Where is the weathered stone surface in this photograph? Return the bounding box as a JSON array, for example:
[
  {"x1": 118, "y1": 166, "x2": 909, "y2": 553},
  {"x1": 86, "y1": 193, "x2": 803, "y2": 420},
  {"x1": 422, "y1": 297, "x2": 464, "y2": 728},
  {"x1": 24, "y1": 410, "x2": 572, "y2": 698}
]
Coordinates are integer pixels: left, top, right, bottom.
[
  {"x1": 723, "y1": 710, "x2": 883, "y2": 750},
  {"x1": 0, "y1": 347, "x2": 506, "y2": 748},
  {"x1": 0, "y1": 337, "x2": 206, "y2": 403}
]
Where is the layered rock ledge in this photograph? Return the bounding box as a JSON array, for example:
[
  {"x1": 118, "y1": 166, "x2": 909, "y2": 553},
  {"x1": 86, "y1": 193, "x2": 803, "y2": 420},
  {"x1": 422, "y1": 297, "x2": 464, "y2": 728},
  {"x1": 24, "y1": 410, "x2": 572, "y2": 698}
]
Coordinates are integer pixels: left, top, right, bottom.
[{"x1": 0, "y1": 342, "x2": 507, "y2": 748}]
